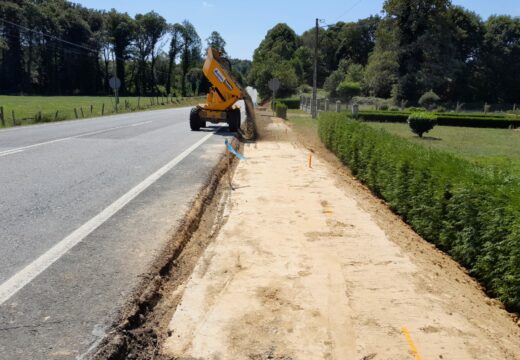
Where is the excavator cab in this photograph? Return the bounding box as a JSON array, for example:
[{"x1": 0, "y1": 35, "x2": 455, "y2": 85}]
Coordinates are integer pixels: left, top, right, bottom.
[{"x1": 190, "y1": 48, "x2": 245, "y2": 132}]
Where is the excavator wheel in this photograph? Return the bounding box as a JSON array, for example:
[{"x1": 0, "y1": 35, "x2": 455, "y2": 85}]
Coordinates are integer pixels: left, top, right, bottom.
[
  {"x1": 228, "y1": 108, "x2": 241, "y2": 132},
  {"x1": 190, "y1": 107, "x2": 201, "y2": 131}
]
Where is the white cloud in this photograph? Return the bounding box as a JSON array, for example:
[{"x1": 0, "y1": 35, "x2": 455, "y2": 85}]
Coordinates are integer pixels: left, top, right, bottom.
[{"x1": 202, "y1": 1, "x2": 214, "y2": 8}]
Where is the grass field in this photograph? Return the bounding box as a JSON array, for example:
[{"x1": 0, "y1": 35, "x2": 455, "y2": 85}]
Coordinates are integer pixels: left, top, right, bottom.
[
  {"x1": 0, "y1": 95, "x2": 204, "y2": 128},
  {"x1": 366, "y1": 122, "x2": 520, "y2": 176}
]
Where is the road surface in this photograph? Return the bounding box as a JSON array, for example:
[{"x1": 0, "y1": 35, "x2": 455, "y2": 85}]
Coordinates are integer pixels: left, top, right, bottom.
[{"x1": 0, "y1": 107, "x2": 234, "y2": 359}]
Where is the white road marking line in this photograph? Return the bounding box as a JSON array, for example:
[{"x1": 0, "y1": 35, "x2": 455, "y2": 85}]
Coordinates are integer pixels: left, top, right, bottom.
[
  {"x1": 0, "y1": 120, "x2": 154, "y2": 158},
  {"x1": 0, "y1": 131, "x2": 216, "y2": 306}
]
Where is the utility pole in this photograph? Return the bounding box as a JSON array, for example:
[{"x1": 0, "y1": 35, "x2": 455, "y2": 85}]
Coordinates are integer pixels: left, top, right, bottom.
[{"x1": 312, "y1": 18, "x2": 319, "y2": 119}]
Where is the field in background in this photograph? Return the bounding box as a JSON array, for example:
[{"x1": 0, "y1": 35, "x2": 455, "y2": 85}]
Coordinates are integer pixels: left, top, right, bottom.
[
  {"x1": 366, "y1": 122, "x2": 520, "y2": 177},
  {"x1": 0, "y1": 95, "x2": 204, "y2": 128}
]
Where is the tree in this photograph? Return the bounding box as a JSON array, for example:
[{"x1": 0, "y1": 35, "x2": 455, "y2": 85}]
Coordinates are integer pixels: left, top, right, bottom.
[
  {"x1": 249, "y1": 23, "x2": 300, "y2": 98},
  {"x1": 179, "y1": 20, "x2": 201, "y2": 96},
  {"x1": 0, "y1": 0, "x2": 25, "y2": 94},
  {"x1": 383, "y1": 0, "x2": 456, "y2": 103},
  {"x1": 106, "y1": 10, "x2": 136, "y2": 94},
  {"x1": 133, "y1": 11, "x2": 167, "y2": 94},
  {"x1": 166, "y1": 23, "x2": 183, "y2": 94},
  {"x1": 206, "y1": 31, "x2": 227, "y2": 55}
]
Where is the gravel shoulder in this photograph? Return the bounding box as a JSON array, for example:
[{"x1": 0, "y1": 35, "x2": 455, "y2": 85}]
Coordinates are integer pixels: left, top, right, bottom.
[{"x1": 162, "y1": 113, "x2": 520, "y2": 359}]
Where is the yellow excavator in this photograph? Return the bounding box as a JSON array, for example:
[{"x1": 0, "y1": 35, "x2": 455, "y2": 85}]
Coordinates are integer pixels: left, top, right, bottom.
[{"x1": 190, "y1": 48, "x2": 256, "y2": 139}]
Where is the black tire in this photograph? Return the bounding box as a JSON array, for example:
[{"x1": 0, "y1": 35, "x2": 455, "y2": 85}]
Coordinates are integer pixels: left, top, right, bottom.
[
  {"x1": 190, "y1": 107, "x2": 201, "y2": 131},
  {"x1": 228, "y1": 108, "x2": 241, "y2": 132}
]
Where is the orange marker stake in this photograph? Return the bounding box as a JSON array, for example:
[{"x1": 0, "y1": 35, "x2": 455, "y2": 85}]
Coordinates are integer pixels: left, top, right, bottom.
[
  {"x1": 401, "y1": 326, "x2": 423, "y2": 360},
  {"x1": 308, "y1": 153, "x2": 312, "y2": 168}
]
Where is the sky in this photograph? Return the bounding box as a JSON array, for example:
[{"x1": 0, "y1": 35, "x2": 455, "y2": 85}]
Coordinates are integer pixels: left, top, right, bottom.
[{"x1": 75, "y1": 0, "x2": 520, "y2": 60}]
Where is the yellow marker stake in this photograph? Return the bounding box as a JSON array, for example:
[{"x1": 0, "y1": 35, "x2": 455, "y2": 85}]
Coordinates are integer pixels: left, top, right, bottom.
[
  {"x1": 308, "y1": 153, "x2": 313, "y2": 168},
  {"x1": 401, "y1": 326, "x2": 423, "y2": 360}
]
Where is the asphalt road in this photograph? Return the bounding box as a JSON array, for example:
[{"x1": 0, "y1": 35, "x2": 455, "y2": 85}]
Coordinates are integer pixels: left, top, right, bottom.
[{"x1": 0, "y1": 107, "x2": 235, "y2": 359}]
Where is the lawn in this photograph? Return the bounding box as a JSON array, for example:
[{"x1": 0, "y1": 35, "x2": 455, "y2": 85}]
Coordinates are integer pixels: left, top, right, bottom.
[
  {"x1": 366, "y1": 122, "x2": 520, "y2": 176},
  {"x1": 0, "y1": 95, "x2": 204, "y2": 128}
]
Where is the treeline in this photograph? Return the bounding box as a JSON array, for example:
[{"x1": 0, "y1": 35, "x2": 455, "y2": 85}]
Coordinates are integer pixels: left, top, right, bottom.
[
  {"x1": 249, "y1": 0, "x2": 520, "y2": 104},
  {"x1": 0, "y1": 0, "x2": 251, "y2": 96}
]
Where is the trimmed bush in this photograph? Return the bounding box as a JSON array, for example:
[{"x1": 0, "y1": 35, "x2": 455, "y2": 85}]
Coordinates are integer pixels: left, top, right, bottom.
[
  {"x1": 318, "y1": 113, "x2": 520, "y2": 311},
  {"x1": 336, "y1": 81, "x2": 361, "y2": 101},
  {"x1": 277, "y1": 98, "x2": 300, "y2": 109},
  {"x1": 419, "y1": 90, "x2": 440, "y2": 109},
  {"x1": 407, "y1": 112, "x2": 437, "y2": 137},
  {"x1": 275, "y1": 101, "x2": 288, "y2": 119}
]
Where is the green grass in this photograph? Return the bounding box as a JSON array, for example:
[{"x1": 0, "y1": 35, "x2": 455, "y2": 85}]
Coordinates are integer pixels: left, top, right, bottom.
[
  {"x1": 0, "y1": 95, "x2": 204, "y2": 128},
  {"x1": 366, "y1": 122, "x2": 520, "y2": 176}
]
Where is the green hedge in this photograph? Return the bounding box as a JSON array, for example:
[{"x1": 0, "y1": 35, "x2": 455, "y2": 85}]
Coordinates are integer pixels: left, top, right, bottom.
[
  {"x1": 319, "y1": 113, "x2": 520, "y2": 311},
  {"x1": 359, "y1": 110, "x2": 520, "y2": 128},
  {"x1": 277, "y1": 98, "x2": 300, "y2": 109}
]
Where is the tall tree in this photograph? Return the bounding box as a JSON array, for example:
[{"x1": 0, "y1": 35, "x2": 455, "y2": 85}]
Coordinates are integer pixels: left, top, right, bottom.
[
  {"x1": 166, "y1": 23, "x2": 183, "y2": 95},
  {"x1": 205, "y1": 31, "x2": 227, "y2": 55},
  {"x1": 106, "y1": 10, "x2": 135, "y2": 94},
  {"x1": 179, "y1": 20, "x2": 201, "y2": 96},
  {"x1": 0, "y1": 0, "x2": 24, "y2": 94},
  {"x1": 134, "y1": 11, "x2": 167, "y2": 94},
  {"x1": 383, "y1": 0, "x2": 456, "y2": 102}
]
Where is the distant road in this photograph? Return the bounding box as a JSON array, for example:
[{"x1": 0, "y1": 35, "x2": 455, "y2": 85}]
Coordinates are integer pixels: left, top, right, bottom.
[{"x1": 0, "y1": 107, "x2": 234, "y2": 359}]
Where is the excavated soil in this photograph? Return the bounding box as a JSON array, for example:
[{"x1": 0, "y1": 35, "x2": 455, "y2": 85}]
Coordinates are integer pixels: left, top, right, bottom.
[{"x1": 161, "y1": 112, "x2": 520, "y2": 359}]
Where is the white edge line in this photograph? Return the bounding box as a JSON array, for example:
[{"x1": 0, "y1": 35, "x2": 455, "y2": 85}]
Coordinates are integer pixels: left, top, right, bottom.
[{"x1": 0, "y1": 131, "x2": 216, "y2": 306}]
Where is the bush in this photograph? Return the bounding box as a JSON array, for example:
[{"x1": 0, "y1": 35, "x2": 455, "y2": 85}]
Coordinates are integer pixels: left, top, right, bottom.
[
  {"x1": 379, "y1": 104, "x2": 389, "y2": 111},
  {"x1": 336, "y1": 81, "x2": 361, "y2": 101},
  {"x1": 407, "y1": 112, "x2": 437, "y2": 137},
  {"x1": 277, "y1": 98, "x2": 300, "y2": 109},
  {"x1": 318, "y1": 113, "x2": 520, "y2": 311},
  {"x1": 274, "y1": 101, "x2": 288, "y2": 119},
  {"x1": 406, "y1": 106, "x2": 427, "y2": 112},
  {"x1": 418, "y1": 90, "x2": 441, "y2": 109},
  {"x1": 298, "y1": 84, "x2": 312, "y2": 94}
]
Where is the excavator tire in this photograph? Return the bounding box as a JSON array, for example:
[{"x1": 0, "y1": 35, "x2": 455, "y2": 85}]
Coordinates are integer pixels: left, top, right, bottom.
[
  {"x1": 228, "y1": 108, "x2": 241, "y2": 132},
  {"x1": 190, "y1": 107, "x2": 201, "y2": 131}
]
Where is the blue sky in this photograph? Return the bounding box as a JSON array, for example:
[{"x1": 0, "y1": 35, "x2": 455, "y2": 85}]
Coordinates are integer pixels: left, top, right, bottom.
[{"x1": 76, "y1": 0, "x2": 520, "y2": 60}]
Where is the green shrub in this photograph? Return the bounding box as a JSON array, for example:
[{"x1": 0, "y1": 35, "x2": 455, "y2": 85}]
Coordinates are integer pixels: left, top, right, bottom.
[
  {"x1": 298, "y1": 84, "x2": 312, "y2": 94},
  {"x1": 419, "y1": 90, "x2": 441, "y2": 109},
  {"x1": 379, "y1": 104, "x2": 389, "y2": 111},
  {"x1": 407, "y1": 112, "x2": 438, "y2": 137},
  {"x1": 275, "y1": 101, "x2": 288, "y2": 119},
  {"x1": 277, "y1": 98, "x2": 300, "y2": 109},
  {"x1": 336, "y1": 81, "x2": 361, "y2": 101},
  {"x1": 318, "y1": 113, "x2": 520, "y2": 311}
]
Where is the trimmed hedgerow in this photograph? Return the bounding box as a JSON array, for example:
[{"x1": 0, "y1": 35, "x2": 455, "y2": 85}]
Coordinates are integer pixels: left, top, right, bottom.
[
  {"x1": 359, "y1": 110, "x2": 520, "y2": 128},
  {"x1": 276, "y1": 98, "x2": 301, "y2": 109},
  {"x1": 318, "y1": 113, "x2": 520, "y2": 311}
]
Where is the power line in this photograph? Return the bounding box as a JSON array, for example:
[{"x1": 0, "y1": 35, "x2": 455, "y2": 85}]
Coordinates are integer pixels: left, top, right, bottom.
[{"x1": 331, "y1": 0, "x2": 365, "y2": 24}]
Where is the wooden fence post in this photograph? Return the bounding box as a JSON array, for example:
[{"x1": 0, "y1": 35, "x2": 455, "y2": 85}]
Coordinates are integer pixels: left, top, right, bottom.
[
  {"x1": 38, "y1": 111, "x2": 42, "y2": 122},
  {"x1": 80, "y1": 107, "x2": 84, "y2": 118},
  {"x1": 12, "y1": 110, "x2": 16, "y2": 126},
  {"x1": 55, "y1": 110, "x2": 59, "y2": 121},
  {"x1": 90, "y1": 104, "x2": 93, "y2": 114},
  {"x1": 101, "y1": 103, "x2": 105, "y2": 116},
  {"x1": 0, "y1": 106, "x2": 4, "y2": 127},
  {"x1": 74, "y1": 108, "x2": 78, "y2": 119}
]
